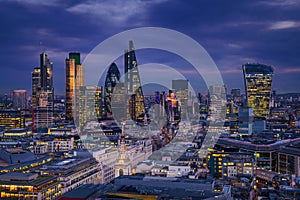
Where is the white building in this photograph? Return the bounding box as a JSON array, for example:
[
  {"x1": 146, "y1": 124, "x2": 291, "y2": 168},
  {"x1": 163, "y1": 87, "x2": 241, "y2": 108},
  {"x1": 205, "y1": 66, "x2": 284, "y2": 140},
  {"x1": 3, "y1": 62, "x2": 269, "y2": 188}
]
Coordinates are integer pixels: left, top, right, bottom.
[{"x1": 167, "y1": 163, "x2": 191, "y2": 178}]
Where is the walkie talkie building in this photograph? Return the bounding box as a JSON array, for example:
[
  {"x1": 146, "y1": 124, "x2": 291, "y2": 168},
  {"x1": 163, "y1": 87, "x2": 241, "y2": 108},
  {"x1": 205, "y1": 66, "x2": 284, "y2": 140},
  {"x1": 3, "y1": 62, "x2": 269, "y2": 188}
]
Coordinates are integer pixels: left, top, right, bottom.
[{"x1": 243, "y1": 63, "x2": 274, "y2": 119}]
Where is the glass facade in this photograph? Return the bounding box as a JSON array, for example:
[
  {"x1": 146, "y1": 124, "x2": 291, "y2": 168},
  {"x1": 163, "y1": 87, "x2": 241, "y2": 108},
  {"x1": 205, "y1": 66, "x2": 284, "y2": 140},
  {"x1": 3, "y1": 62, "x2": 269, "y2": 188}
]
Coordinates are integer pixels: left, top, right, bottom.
[
  {"x1": 243, "y1": 63, "x2": 273, "y2": 119},
  {"x1": 65, "y1": 53, "x2": 84, "y2": 122},
  {"x1": 32, "y1": 53, "x2": 54, "y2": 130},
  {"x1": 0, "y1": 110, "x2": 25, "y2": 131},
  {"x1": 124, "y1": 41, "x2": 145, "y2": 122},
  {"x1": 79, "y1": 86, "x2": 102, "y2": 128},
  {"x1": 104, "y1": 63, "x2": 120, "y2": 117}
]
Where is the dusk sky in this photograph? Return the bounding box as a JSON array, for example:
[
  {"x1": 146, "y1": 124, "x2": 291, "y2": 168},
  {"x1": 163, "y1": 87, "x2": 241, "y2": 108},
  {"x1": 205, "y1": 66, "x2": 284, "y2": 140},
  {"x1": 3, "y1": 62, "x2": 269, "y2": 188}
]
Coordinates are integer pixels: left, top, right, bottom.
[{"x1": 1, "y1": 0, "x2": 300, "y2": 95}]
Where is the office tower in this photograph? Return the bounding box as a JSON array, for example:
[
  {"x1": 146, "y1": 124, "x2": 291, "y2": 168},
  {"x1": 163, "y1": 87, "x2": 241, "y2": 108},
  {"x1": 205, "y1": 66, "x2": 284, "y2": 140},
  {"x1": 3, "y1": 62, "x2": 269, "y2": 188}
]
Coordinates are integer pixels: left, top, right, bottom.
[
  {"x1": 11, "y1": 90, "x2": 28, "y2": 110},
  {"x1": 242, "y1": 63, "x2": 273, "y2": 119},
  {"x1": 31, "y1": 67, "x2": 41, "y2": 107},
  {"x1": 172, "y1": 79, "x2": 188, "y2": 120},
  {"x1": 104, "y1": 63, "x2": 120, "y2": 118},
  {"x1": 209, "y1": 84, "x2": 226, "y2": 97},
  {"x1": 79, "y1": 86, "x2": 102, "y2": 128},
  {"x1": 32, "y1": 52, "x2": 54, "y2": 130},
  {"x1": 208, "y1": 84, "x2": 227, "y2": 120},
  {"x1": 124, "y1": 41, "x2": 145, "y2": 122},
  {"x1": 65, "y1": 52, "x2": 84, "y2": 122},
  {"x1": 238, "y1": 107, "x2": 254, "y2": 135},
  {"x1": 111, "y1": 82, "x2": 127, "y2": 122},
  {"x1": 40, "y1": 53, "x2": 53, "y2": 89},
  {"x1": 165, "y1": 90, "x2": 180, "y2": 123}
]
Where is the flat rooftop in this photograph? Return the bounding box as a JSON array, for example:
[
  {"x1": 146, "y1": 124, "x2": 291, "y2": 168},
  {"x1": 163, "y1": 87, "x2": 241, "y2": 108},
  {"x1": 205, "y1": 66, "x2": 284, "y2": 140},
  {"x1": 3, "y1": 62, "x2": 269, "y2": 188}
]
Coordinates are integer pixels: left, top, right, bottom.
[{"x1": 0, "y1": 172, "x2": 57, "y2": 187}]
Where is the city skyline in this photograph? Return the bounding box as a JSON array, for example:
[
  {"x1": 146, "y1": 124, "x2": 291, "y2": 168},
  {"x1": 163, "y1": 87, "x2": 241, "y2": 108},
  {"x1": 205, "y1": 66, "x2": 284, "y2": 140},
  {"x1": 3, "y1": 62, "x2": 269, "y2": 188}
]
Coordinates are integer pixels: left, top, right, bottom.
[
  {"x1": 1, "y1": 2, "x2": 300, "y2": 199},
  {"x1": 0, "y1": 0, "x2": 300, "y2": 94}
]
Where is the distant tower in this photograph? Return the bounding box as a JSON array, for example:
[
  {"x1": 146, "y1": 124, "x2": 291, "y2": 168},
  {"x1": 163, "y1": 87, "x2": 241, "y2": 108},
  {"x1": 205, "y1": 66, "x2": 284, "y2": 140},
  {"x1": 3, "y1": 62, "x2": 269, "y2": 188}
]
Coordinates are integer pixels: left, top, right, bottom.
[
  {"x1": 12, "y1": 90, "x2": 28, "y2": 110},
  {"x1": 31, "y1": 67, "x2": 41, "y2": 107},
  {"x1": 65, "y1": 52, "x2": 84, "y2": 123},
  {"x1": 166, "y1": 90, "x2": 180, "y2": 123},
  {"x1": 243, "y1": 63, "x2": 273, "y2": 119},
  {"x1": 111, "y1": 82, "x2": 127, "y2": 122},
  {"x1": 172, "y1": 79, "x2": 188, "y2": 120},
  {"x1": 104, "y1": 63, "x2": 120, "y2": 118},
  {"x1": 124, "y1": 41, "x2": 146, "y2": 122},
  {"x1": 32, "y1": 52, "x2": 54, "y2": 130}
]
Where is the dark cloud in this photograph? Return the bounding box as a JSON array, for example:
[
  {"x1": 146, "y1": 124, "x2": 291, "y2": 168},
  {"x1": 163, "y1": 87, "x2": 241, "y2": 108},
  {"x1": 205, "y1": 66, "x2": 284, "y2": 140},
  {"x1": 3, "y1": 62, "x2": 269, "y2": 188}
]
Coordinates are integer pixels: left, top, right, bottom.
[{"x1": 0, "y1": 0, "x2": 299, "y2": 94}]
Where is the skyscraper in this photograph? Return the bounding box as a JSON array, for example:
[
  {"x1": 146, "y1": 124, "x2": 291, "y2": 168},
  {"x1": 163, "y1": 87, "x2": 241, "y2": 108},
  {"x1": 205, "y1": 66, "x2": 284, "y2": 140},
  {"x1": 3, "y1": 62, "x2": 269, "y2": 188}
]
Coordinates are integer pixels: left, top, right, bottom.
[
  {"x1": 32, "y1": 52, "x2": 54, "y2": 130},
  {"x1": 172, "y1": 79, "x2": 188, "y2": 120},
  {"x1": 104, "y1": 63, "x2": 120, "y2": 118},
  {"x1": 65, "y1": 52, "x2": 84, "y2": 122},
  {"x1": 31, "y1": 67, "x2": 41, "y2": 107},
  {"x1": 79, "y1": 86, "x2": 102, "y2": 128},
  {"x1": 111, "y1": 82, "x2": 126, "y2": 122},
  {"x1": 124, "y1": 41, "x2": 145, "y2": 122},
  {"x1": 208, "y1": 84, "x2": 227, "y2": 120},
  {"x1": 11, "y1": 90, "x2": 28, "y2": 110},
  {"x1": 243, "y1": 63, "x2": 274, "y2": 119}
]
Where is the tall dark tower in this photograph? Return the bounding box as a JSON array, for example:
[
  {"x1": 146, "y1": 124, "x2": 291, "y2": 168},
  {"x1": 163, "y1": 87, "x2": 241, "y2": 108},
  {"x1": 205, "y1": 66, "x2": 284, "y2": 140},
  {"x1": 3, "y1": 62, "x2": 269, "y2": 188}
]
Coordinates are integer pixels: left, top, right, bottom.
[
  {"x1": 40, "y1": 53, "x2": 53, "y2": 89},
  {"x1": 32, "y1": 67, "x2": 41, "y2": 107},
  {"x1": 124, "y1": 41, "x2": 146, "y2": 122},
  {"x1": 243, "y1": 63, "x2": 273, "y2": 119},
  {"x1": 104, "y1": 63, "x2": 120, "y2": 118},
  {"x1": 32, "y1": 52, "x2": 54, "y2": 130}
]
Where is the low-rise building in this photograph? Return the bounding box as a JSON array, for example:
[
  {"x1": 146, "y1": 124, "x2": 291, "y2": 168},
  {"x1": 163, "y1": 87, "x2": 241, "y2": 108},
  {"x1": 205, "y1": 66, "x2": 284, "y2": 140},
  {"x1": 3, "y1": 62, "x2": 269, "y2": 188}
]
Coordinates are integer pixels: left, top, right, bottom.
[
  {"x1": 167, "y1": 162, "x2": 191, "y2": 178},
  {"x1": 40, "y1": 157, "x2": 101, "y2": 194},
  {"x1": 207, "y1": 152, "x2": 254, "y2": 179},
  {"x1": 222, "y1": 154, "x2": 255, "y2": 179},
  {"x1": 0, "y1": 172, "x2": 61, "y2": 200}
]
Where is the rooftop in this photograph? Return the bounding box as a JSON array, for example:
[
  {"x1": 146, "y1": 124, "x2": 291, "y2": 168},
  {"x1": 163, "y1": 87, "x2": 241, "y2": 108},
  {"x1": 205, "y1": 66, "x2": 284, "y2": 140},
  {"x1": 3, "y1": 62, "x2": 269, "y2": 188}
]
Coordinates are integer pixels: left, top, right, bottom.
[{"x1": 0, "y1": 172, "x2": 57, "y2": 187}]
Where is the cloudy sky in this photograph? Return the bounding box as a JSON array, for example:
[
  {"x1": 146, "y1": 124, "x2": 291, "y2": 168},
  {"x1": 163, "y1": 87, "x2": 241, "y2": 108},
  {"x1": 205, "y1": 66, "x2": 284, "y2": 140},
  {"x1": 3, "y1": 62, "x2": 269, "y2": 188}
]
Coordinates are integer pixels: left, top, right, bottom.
[{"x1": 1, "y1": 0, "x2": 300, "y2": 95}]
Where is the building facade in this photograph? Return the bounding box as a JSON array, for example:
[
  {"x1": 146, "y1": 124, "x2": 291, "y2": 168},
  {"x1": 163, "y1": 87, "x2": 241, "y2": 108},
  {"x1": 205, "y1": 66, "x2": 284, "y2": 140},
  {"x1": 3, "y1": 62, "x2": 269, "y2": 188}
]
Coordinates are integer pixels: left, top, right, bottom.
[
  {"x1": 32, "y1": 52, "x2": 54, "y2": 130},
  {"x1": 79, "y1": 86, "x2": 102, "y2": 128},
  {"x1": 0, "y1": 172, "x2": 61, "y2": 200},
  {"x1": 243, "y1": 63, "x2": 273, "y2": 119},
  {"x1": 65, "y1": 52, "x2": 84, "y2": 123},
  {"x1": 104, "y1": 62, "x2": 120, "y2": 118},
  {"x1": 0, "y1": 110, "x2": 25, "y2": 132},
  {"x1": 124, "y1": 41, "x2": 146, "y2": 122},
  {"x1": 172, "y1": 79, "x2": 188, "y2": 120}
]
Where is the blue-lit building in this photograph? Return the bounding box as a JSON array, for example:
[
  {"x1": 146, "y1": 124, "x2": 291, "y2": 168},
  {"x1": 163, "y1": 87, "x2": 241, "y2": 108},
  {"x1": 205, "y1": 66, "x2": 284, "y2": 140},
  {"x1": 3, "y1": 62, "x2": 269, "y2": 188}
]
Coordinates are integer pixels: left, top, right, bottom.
[
  {"x1": 104, "y1": 62, "x2": 120, "y2": 118},
  {"x1": 124, "y1": 41, "x2": 146, "y2": 122}
]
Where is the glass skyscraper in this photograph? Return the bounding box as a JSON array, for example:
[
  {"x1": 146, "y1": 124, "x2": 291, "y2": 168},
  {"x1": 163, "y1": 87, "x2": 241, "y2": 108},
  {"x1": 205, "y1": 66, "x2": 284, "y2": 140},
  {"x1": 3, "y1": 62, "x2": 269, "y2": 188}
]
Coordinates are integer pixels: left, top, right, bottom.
[
  {"x1": 172, "y1": 79, "x2": 188, "y2": 120},
  {"x1": 104, "y1": 62, "x2": 120, "y2": 118},
  {"x1": 31, "y1": 52, "x2": 54, "y2": 130},
  {"x1": 79, "y1": 86, "x2": 102, "y2": 128},
  {"x1": 65, "y1": 52, "x2": 84, "y2": 122},
  {"x1": 243, "y1": 63, "x2": 274, "y2": 119},
  {"x1": 124, "y1": 41, "x2": 145, "y2": 122}
]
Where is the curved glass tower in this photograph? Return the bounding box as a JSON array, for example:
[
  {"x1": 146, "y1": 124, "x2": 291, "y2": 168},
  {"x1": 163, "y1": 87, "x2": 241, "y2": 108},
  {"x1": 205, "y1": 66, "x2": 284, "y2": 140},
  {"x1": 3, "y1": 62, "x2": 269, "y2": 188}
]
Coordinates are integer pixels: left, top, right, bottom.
[
  {"x1": 104, "y1": 62, "x2": 120, "y2": 117},
  {"x1": 242, "y1": 63, "x2": 274, "y2": 119}
]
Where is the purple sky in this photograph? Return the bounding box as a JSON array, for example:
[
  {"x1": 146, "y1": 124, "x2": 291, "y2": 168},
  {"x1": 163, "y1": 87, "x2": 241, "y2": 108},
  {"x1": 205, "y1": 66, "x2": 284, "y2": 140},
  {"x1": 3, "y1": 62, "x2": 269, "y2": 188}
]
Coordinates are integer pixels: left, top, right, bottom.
[{"x1": 0, "y1": 0, "x2": 300, "y2": 95}]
